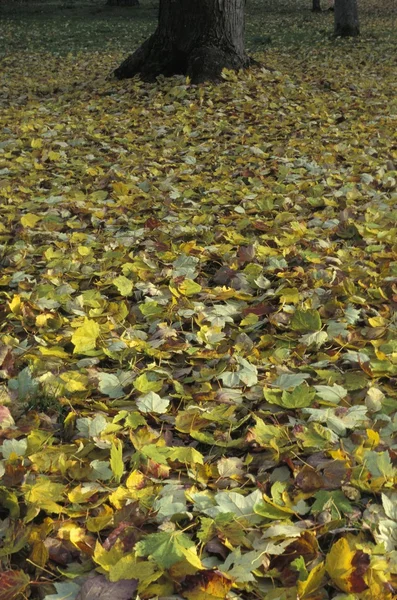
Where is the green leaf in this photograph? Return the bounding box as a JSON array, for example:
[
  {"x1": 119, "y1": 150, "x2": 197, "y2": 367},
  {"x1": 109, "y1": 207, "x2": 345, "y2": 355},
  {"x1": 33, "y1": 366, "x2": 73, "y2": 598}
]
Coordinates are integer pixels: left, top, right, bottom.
[
  {"x1": 290, "y1": 309, "x2": 322, "y2": 332},
  {"x1": 254, "y1": 498, "x2": 294, "y2": 520},
  {"x1": 77, "y1": 415, "x2": 107, "y2": 439},
  {"x1": 205, "y1": 489, "x2": 263, "y2": 525},
  {"x1": 135, "y1": 531, "x2": 202, "y2": 569},
  {"x1": 300, "y1": 330, "x2": 328, "y2": 347},
  {"x1": 43, "y1": 582, "x2": 80, "y2": 600},
  {"x1": 97, "y1": 372, "x2": 124, "y2": 399},
  {"x1": 220, "y1": 548, "x2": 264, "y2": 583},
  {"x1": 168, "y1": 447, "x2": 204, "y2": 465},
  {"x1": 266, "y1": 384, "x2": 316, "y2": 409},
  {"x1": 113, "y1": 275, "x2": 133, "y2": 297},
  {"x1": 136, "y1": 392, "x2": 170, "y2": 414},
  {"x1": 236, "y1": 356, "x2": 258, "y2": 386},
  {"x1": 311, "y1": 490, "x2": 353, "y2": 519},
  {"x1": 250, "y1": 416, "x2": 288, "y2": 447},
  {"x1": 314, "y1": 384, "x2": 348, "y2": 404},
  {"x1": 366, "y1": 451, "x2": 395, "y2": 478},
  {"x1": 172, "y1": 254, "x2": 199, "y2": 279},
  {"x1": 8, "y1": 367, "x2": 38, "y2": 401},
  {"x1": 382, "y1": 493, "x2": 397, "y2": 520},
  {"x1": 124, "y1": 412, "x2": 147, "y2": 429},
  {"x1": 272, "y1": 372, "x2": 310, "y2": 390},
  {"x1": 1, "y1": 438, "x2": 27, "y2": 459},
  {"x1": 90, "y1": 460, "x2": 113, "y2": 481},
  {"x1": 133, "y1": 372, "x2": 163, "y2": 393}
]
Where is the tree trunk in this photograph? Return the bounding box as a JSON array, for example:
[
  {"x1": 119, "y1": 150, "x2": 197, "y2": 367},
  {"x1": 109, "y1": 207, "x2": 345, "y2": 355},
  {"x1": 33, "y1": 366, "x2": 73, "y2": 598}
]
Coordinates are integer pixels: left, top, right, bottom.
[
  {"x1": 114, "y1": 0, "x2": 250, "y2": 83},
  {"x1": 334, "y1": 0, "x2": 359, "y2": 36},
  {"x1": 107, "y1": 0, "x2": 139, "y2": 5},
  {"x1": 312, "y1": 0, "x2": 322, "y2": 12}
]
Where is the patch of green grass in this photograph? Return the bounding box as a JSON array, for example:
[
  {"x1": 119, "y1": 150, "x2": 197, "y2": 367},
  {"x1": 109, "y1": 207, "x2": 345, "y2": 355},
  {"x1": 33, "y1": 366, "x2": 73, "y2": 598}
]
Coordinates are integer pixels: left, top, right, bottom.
[
  {"x1": 0, "y1": 0, "x2": 395, "y2": 58},
  {"x1": 26, "y1": 391, "x2": 70, "y2": 429}
]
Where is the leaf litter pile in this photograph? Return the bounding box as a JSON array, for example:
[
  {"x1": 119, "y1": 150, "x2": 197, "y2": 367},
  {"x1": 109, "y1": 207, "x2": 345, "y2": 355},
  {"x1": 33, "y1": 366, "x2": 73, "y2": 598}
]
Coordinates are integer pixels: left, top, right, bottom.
[{"x1": 0, "y1": 17, "x2": 397, "y2": 600}]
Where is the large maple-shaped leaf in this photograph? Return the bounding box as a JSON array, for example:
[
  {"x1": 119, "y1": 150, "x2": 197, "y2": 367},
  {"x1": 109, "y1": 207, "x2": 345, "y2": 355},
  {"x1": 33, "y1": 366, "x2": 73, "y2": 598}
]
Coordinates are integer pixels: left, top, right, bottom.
[
  {"x1": 75, "y1": 575, "x2": 137, "y2": 600},
  {"x1": 135, "y1": 531, "x2": 202, "y2": 569},
  {"x1": 0, "y1": 570, "x2": 30, "y2": 600}
]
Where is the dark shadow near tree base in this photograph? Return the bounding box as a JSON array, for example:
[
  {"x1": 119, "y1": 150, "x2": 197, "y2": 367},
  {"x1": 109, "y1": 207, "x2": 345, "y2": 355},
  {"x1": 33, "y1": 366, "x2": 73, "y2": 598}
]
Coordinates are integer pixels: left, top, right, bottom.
[
  {"x1": 114, "y1": 0, "x2": 251, "y2": 84},
  {"x1": 107, "y1": 0, "x2": 139, "y2": 5}
]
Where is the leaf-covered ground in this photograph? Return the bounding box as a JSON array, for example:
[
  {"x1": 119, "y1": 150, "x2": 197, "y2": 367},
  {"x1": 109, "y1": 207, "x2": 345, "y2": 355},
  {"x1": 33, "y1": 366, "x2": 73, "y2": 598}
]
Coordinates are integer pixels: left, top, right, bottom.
[{"x1": 0, "y1": 1, "x2": 397, "y2": 599}]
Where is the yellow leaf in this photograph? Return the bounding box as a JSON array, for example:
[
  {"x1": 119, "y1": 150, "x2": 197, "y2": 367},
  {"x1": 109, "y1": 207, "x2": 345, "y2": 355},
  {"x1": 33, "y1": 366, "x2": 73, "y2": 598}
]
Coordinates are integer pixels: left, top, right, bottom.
[
  {"x1": 31, "y1": 138, "x2": 42, "y2": 148},
  {"x1": 178, "y1": 279, "x2": 202, "y2": 297},
  {"x1": 71, "y1": 318, "x2": 100, "y2": 354},
  {"x1": 110, "y1": 439, "x2": 124, "y2": 483},
  {"x1": 109, "y1": 554, "x2": 158, "y2": 583},
  {"x1": 279, "y1": 287, "x2": 300, "y2": 304},
  {"x1": 325, "y1": 537, "x2": 355, "y2": 593},
  {"x1": 108, "y1": 486, "x2": 130, "y2": 509},
  {"x1": 68, "y1": 484, "x2": 100, "y2": 503},
  {"x1": 297, "y1": 561, "x2": 326, "y2": 598},
  {"x1": 29, "y1": 540, "x2": 49, "y2": 568},
  {"x1": 23, "y1": 479, "x2": 66, "y2": 514},
  {"x1": 58, "y1": 522, "x2": 86, "y2": 545},
  {"x1": 35, "y1": 313, "x2": 52, "y2": 328},
  {"x1": 86, "y1": 167, "x2": 99, "y2": 176},
  {"x1": 39, "y1": 346, "x2": 70, "y2": 359},
  {"x1": 240, "y1": 313, "x2": 259, "y2": 327},
  {"x1": 112, "y1": 182, "x2": 130, "y2": 196},
  {"x1": 9, "y1": 295, "x2": 22, "y2": 315},
  {"x1": 368, "y1": 316, "x2": 386, "y2": 327},
  {"x1": 86, "y1": 505, "x2": 113, "y2": 532},
  {"x1": 48, "y1": 150, "x2": 60, "y2": 161},
  {"x1": 126, "y1": 470, "x2": 146, "y2": 490},
  {"x1": 366, "y1": 428, "x2": 380, "y2": 447},
  {"x1": 21, "y1": 213, "x2": 41, "y2": 228},
  {"x1": 93, "y1": 539, "x2": 124, "y2": 571},
  {"x1": 60, "y1": 371, "x2": 88, "y2": 392},
  {"x1": 77, "y1": 245, "x2": 92, "y2": 256}
]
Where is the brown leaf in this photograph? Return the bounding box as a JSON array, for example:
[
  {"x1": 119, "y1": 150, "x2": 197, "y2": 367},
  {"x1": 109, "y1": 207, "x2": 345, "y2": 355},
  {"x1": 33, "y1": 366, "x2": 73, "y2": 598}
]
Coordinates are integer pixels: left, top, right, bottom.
[
  {"x1": 295, "y1": 465, "x2": 324, "y2": 492},
  {"x1": 242, "y1": 302, "x2": 275, "y2": 317},
  {"x1": 350, "y1": 550, "x2": 370, "y2": 593},
  {"x1": 75, "y1": 575, "x2": 137, "y2": 600},
  {"x1": 2, "y1": 462, "x2": 26, "y2": 487},
  {"x1": 181, "y1": 570, "x2": 232, "y2": 600},
  {"x1": 237, "y1": 245, "x2": 256, "y2": 265},
  {"x1": 0, "y1": 570, "x2": 30, "y2": 600},
  {"x1": 213, "y1": 266, "x2": 237, "y2": 285},
  {"x1": 44, "y1": 538, "x2": 74, "y2": 566},
  {"x1": 270, "y1": 532, "x2": 319, "y2": 586},
  {"x1": 322, "y1": 460, "x2": 348, "y2": 490}
]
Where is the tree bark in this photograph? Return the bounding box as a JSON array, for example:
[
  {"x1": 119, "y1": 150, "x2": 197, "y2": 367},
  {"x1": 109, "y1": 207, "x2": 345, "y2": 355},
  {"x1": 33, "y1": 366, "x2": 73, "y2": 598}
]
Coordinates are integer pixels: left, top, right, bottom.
[
  {"x1": 312, "y1": 0, "x2": 322, "y2": 12},
  {"x1": 334, "y1": 0, "x2": 359, "y2": 36},
  {"x1": 114, "y1": 0, "x2": 250, "y2": 83},
  {"x1": 107, "y1": 0, "x2": 139, "y2": 5}
]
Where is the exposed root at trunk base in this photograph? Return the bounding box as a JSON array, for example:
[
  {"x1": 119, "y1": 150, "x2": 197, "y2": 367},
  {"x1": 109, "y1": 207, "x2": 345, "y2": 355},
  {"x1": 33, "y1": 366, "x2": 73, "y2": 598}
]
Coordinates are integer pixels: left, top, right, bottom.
[{"x1": 114, "y1": 36, "x2": 252, "y2": 83}]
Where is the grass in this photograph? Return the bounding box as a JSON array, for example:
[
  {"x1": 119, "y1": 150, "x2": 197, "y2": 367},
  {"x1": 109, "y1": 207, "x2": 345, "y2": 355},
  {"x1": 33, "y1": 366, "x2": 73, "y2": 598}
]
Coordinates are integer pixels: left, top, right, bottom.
[{"x1": 0, "y1": 0, "x2": 395, "y2": 58}]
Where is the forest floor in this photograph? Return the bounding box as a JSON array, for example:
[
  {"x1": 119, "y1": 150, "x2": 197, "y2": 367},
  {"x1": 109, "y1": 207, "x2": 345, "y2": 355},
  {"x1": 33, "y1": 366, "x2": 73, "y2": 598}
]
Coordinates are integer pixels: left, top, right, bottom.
[{"x1": 0, "y1": 1, "x2": 396, "y2": 599}]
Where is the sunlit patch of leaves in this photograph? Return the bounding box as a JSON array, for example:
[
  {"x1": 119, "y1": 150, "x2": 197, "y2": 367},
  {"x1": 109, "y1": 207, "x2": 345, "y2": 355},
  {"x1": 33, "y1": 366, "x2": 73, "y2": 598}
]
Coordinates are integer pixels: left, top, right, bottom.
[{"x1": 0, "y1": 1, "x2": 397, "y2": 599}]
